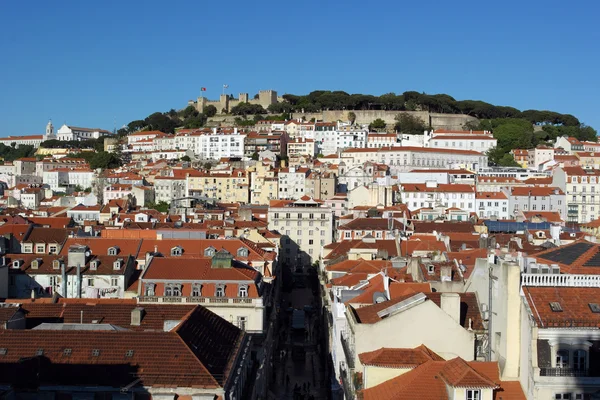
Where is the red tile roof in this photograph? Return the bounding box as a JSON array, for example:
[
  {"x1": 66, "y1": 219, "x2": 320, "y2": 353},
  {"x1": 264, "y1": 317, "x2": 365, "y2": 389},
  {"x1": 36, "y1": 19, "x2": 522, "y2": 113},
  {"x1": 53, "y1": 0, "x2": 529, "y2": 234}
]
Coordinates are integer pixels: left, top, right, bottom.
[
  {"x1": 522, "y1": 286, "x2": 600, "y2": 327},
  {"x1": 358, "y1": 345, "x2": 444, "y2": 368}
]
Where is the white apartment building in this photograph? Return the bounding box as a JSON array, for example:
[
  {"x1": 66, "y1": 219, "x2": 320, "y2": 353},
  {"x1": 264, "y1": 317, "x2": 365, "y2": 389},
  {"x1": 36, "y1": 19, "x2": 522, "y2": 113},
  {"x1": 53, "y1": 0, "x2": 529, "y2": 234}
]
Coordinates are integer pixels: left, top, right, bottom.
[
  {"x1": 366, "y1": 133, "x2": 398, "y2": 148},
  {"x1": 287, "y1": 138, "x2": 316, "y2": 157},
  {"x1": 151, "y1": 150, "x2": 187, "y2": 162},
  {"x1": 528, "y1": 146, "x2": 555, "y2": 171},
  {"x1": 103, "y1": 184, "x2": 133, "y2": 205},
  {"x1": 56, "y1": 124, "x2": 112, "y2": 141},
  {"x1": 43, "y1": 168, "x2": 95, "y2": 192},
  {"x1": 398, "y1": 181, "x2": 476, "y2": 214},
  {"x1": 553, "y1": 166, "x2": 600, "y2": 223},
  {"x1": 475, "y1": 191, "x2": 509, "y2": 219},
  {"x1": 284, "y1": 120, "x2": 315, "y2": 138},
  {"x1": 278, "y1": 167, "x2": 309, "y2": 200},
  {"x1": 503, "y1": 186, "x2": 567, "y2": 219},
  {"x1": 268, "y1": 196, "x2": 334, "y2": 266},
  {"x1": 342, "y1": 147, "x2": 487, "y2": 172},
  {"x1": 127, "y1": 130, "x2": 162, "y2": 145},
  {"x1": 428, "y1": 134, "x2": 496, "y2": 152},
  {"x1": 555, "y1": 135, "x2": 584, "y2": 153},
  {"x1": 0, "y1": 135, "x2": 45, "y2": 148}
]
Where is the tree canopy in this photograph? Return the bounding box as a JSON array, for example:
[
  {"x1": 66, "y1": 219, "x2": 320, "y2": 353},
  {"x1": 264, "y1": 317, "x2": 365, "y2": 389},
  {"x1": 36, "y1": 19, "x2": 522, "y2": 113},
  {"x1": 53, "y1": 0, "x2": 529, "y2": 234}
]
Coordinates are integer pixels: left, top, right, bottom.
[
  {"x1": 0, "y1": 144, "x2": 36, "y2": 162},
  {"x1": 394, "y1": 113, "x2": 428, "y2": 135},
  {"x1": 369, "y1": 118, "x2": 386, "y2": 131}
]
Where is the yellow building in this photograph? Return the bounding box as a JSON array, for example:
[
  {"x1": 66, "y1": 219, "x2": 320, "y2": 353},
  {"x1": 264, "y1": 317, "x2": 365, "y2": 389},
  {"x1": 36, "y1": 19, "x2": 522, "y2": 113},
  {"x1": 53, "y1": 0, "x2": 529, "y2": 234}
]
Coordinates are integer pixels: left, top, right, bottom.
[
  {"x1": 187, "y1": 168, "x2": 250, "y2": 203},
  {"x1": 248, "y1": 162, "x2": 278, "y2": 205}
]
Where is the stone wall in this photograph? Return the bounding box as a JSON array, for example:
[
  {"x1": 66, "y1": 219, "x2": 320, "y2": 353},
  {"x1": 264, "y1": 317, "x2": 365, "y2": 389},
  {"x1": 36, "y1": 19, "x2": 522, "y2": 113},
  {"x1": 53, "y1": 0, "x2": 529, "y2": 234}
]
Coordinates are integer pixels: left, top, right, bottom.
[{"x1": 290, "y1": 110, "x2": 477, "y2": 130}]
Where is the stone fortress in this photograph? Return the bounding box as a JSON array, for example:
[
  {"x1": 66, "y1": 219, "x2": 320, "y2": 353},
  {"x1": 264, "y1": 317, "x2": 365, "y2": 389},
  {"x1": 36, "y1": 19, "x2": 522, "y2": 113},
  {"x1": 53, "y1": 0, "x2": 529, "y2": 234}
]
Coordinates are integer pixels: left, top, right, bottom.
[
  {"x1": 187, "y1": 89, "x2": 478, "y2": 131},
  {"x1": 188, "y1": 90, "x2": 282, "y2": 114}
]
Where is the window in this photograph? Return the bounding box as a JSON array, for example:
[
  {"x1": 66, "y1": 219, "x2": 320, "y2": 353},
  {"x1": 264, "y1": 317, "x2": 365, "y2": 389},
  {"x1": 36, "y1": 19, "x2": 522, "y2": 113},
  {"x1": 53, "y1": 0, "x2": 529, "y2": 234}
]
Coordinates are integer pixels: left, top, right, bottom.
[
  {"x1": 573, "y1": 349, "x2": 586, "y2": 370},
  {"x1": 144, "y1": 283, "x2": 155, "y2": 297},
  {"x1": 215, "y1": 284, "x2": 225, "y2": 297},
  {"x1": 466, "y1": 390, "x2": 481, "y2": 400},
  {"x1": 126, "y1": 350, "x2": 134, "y2": 357},
  {"x1": 556, "y1": 350, "x2": 569, "y2": 368},
  {"x1": 108, "y1": 247, "x2": 118, "y2": 256},
  {"x1": 92, "y1": 349, "x2": 101, "y2": 357},
  {"x1": 36, "y1": 244, "x2": 45, "y2": 253},
  {"x1": 171, "y1": 246, "x2": 183, "y2": 256},
  {"x1": 204, "y1": 247, "x2": 216, "y2": 257},
  {"x1": 63, "y1": 348, "x2": 72, "y2": 356},
  {"x1": 309, "y1": 239, "x2": 314, "y2": 245},
  {"x1": 238, "y1": 285, "x2": 248, "y2": 297},
  {"x1": 555, "y1": 394, "x2": 572, "y2": 400},
  {"x1": 237, "y1": 247, "x2": 249, "y2": 257},
  {"x1": 237, "y1": 316, "x2": 247, "y2": 330},
  {"x1": 111, "y1": 277, "x2": 119, "y2": 287},
  {"x1": 113, "y1": 260, "x2": 122, "y2": 270},
  {"x1": 48, "y1": 245, "x2": 58, "y2": 254},
  {"x1": 165, "y1": 286, "x2": 173, "y2": 297},
  {"x1": 192, "y1": 284, "x2": 202, "y2": 297},
  {"x1": 87, "y1": 278, "x2": 94, "y2": 287}
]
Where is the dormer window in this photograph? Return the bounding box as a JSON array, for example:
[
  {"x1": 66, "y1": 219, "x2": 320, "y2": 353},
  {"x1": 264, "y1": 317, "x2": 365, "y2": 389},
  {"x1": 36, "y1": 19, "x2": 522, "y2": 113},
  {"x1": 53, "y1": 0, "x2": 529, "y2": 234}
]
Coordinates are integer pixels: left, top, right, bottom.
[
  {"x1": 427, "y1": 265, "x2": 435, "y2": 275},
  {"x1": 204, "y1": 247, "x2": 216, "y2": 257},
  {"x1": 171, "y1": 246, "x2": 183, "y2": 256},
  {"x1": 35, "y1": 244, "x2": 45, "y2": 254},
  {"x1": 90, "y1": 260, "x2": 99, "y2": 270},
  {"x1": 215, "y1": 284, "x2": 225, "y2": 298},
  {"x1": 237, "y1": 247, "x2": 249, "y2": 257},
  {"x1": 144, "y1": 283, "x2": 155, "y2": 297},
  {"x1": 31, "y1": 259, "x2": 39, "y2": 270},
  {"x1": 113, "y1": 259, "x2": 123, "y2": 270},
  {"x1": 108, "y1": 246, "x2": 119, "y2": 256},
  {"x1": 164, "y1": 284, "x2": 181, "y2": 297},
  {"x1": 192, "y1": 283, "x2": 202, "y2": 297},
  {"x1": 238, "y1": 285, "x2": 248, "y2": 298},
  {"x1": 466, "y1": 390, "x2": 481, "y2": 400},
  {"x1": 12, "y1": 260, "x2": 22, "y2": 269},
  {"x1": 53, "y1": 260, "x2": 61, "y2": 270}
]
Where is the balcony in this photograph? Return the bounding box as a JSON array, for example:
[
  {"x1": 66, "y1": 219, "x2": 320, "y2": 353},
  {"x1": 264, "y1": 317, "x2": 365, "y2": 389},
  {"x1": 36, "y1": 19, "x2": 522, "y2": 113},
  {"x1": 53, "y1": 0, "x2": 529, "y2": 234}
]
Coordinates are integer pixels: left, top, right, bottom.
[
  {"x1": 521, "y1": 273, "x2": 600, "y2": 288},
  {"x1": 540, "y1": 368, "x2": 589, "y2": 377},
  {"x1": 340, "y1": 333, "x2": 355, "y2": 369},
  {"x1": 139, "y1": 296, "x2": 263, "y2": 306}
]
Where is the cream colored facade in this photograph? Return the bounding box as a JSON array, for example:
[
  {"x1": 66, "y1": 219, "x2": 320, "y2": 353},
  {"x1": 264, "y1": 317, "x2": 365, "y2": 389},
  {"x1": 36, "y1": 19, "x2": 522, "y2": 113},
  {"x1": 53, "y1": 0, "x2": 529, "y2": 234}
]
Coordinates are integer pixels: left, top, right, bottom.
[
  {"x1": 249, "y1": 162, "x2": 278, "y2": 205},
  {"x1": 344, "y1": 296, "x2": 475, "y2": 372},
  {"x1": 187, "y1": 170, "x2": 250, "y2": 203},
  {"x1": 553, "y1": 167, "x2": 600, "y2": 223},
  {"x1": 268, "y1": 197, "x2": 334, "y2": 266},
  {"x1": 305, "y1": 173, "x2": 336, "y2": 200}
]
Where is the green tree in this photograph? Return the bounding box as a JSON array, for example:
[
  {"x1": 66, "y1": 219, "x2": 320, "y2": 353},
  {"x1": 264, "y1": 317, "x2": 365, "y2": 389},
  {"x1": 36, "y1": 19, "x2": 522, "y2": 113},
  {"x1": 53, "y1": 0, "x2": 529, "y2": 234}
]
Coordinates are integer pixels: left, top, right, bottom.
[
  {"x1": 369, "y1": 118, "x2": 387, "y2": 131},
  {"x1": 146, "y1": 201, "x2": 170, "y2": 213},
  {"x1": 348, "y1": 112, "x2": 356, "y2": 125},
  {"x1": 251, "y1": 152, "x2": 259, "y2": 161},
  {"x1": 204, "y1": 105, "x2": 217, "y2": 117},
  {"x1": 394, "y1": 113, "x2": 428, "y2": 135},
  {"x1": 230, "y1": 102, "x2": 266, "y2": 116},
  {"x1": 88, "y1": 151, "x2": 122, "y2": 170},
  {"x1": 180, "y1": 155, "x2": 191, "y2": 162}
]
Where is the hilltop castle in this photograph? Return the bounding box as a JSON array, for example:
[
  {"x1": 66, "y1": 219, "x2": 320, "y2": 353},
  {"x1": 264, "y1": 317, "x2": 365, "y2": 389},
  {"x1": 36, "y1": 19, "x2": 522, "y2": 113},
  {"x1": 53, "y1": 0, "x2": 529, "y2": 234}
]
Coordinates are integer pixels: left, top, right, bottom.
[{"x1": 188, "y1": 90, "x2": 282, "y2": 114}]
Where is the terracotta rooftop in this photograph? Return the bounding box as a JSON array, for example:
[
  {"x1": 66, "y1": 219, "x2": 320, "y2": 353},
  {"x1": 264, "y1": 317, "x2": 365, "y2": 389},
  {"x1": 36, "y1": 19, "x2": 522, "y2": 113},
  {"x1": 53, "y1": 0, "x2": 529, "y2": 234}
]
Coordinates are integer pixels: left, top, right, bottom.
[
  {"x1": 0, "y1": 305, "x2": 244, "y2": 389},
  {"x1": 352, "y1": 292, "x2": 483, "y2": 330},
  {"x1": 523, "y1": 286, "x2": 600, "y2": 327},
  {"x1": 529, "y1": 240, "x2": 600, "y2": 274},
  {"x1": 358, "y1": 345, "x2": 444, "y2": 368}
]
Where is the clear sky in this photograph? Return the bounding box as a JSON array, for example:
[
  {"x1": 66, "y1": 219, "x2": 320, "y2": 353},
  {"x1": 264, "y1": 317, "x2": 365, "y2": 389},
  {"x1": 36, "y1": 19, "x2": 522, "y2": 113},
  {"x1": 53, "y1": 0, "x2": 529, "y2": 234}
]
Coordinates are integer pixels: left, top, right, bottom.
[{"x1": 0, "y1": 0, "x2": 598, "y2": 136}]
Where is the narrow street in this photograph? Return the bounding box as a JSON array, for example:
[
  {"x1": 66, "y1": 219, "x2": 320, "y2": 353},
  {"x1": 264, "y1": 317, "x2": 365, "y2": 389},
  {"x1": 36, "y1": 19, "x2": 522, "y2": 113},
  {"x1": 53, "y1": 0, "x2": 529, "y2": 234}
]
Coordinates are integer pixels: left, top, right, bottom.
[{"x1": 268, "y1": 266, "x2": 328, "y2": 400}]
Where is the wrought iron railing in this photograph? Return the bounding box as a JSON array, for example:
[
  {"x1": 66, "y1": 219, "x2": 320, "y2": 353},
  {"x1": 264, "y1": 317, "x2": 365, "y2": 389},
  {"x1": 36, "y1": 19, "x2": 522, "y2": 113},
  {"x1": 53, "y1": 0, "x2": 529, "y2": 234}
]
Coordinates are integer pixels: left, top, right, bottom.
[{"x1": 540, "y1": 367, "x2": 589, "y2": 377}]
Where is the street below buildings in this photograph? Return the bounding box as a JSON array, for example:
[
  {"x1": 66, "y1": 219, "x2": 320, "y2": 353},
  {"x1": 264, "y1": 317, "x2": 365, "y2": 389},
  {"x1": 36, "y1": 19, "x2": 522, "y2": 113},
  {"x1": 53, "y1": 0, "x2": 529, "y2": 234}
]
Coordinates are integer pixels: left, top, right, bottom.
[{"x1": 268, "y1": 267, "x2": 328, "y2": 400}]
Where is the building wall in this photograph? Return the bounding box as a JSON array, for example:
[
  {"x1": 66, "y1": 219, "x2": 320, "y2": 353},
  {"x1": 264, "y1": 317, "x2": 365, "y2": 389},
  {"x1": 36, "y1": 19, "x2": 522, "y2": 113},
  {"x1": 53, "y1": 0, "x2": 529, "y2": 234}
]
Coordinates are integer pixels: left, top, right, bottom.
[
  {"x1": 351, "y1": 300, "x2": 475, "y2": 370},
  {"x1": 362, "y1": 366, "x2": 412, "y2": 389}
]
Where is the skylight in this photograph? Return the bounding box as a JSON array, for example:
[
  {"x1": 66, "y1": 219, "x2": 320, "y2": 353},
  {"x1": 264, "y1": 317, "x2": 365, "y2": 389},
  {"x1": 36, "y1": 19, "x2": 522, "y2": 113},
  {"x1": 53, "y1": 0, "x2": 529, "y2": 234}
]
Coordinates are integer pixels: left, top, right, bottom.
[
  {"x1": 549, "y1": 302, "x2": 563, "y2": 312},
  {"x1": 589, "y1": 303, "x2": 600, "y2": 313},
  {"x1": 63, "y1": 348, "x2": 72, "y2": 356}
]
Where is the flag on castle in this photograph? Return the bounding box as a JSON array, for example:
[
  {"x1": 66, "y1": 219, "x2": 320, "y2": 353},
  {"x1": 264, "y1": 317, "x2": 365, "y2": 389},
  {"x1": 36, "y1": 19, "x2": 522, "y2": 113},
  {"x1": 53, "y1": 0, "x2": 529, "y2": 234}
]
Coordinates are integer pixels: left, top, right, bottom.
[
  {"x1": 201, "y1": 87, "x2": 206, "y2": 91},
  {"x1": 223, "y1": 84, "x2": 229, "y2": 89}
]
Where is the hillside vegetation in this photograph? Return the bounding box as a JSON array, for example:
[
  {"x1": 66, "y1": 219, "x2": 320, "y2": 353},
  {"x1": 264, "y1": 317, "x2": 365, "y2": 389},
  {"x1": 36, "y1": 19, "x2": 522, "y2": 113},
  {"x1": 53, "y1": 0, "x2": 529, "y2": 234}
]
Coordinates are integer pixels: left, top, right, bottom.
[{"x1": 118, "y1": 90, "x2": 597, "y2": 167}]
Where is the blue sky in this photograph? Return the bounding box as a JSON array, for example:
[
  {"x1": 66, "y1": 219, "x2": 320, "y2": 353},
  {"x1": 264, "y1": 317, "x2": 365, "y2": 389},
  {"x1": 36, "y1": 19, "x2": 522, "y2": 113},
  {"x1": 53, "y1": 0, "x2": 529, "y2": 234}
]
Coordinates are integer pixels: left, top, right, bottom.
[{"x1": 1, "y1": 0, "x2": 598, "y2": 136}]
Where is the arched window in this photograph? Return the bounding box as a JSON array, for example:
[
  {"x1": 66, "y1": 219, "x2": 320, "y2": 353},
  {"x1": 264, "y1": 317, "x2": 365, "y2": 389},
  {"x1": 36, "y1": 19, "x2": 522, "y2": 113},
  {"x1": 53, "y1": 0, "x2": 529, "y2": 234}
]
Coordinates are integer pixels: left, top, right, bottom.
[
  {"x1": 171, "y1": 246, "x2": 183, "y2": 256},
  {"x1": 573, "y1": 349, "x2": 586, "y2": 370},
  {"x1": 237, "y1": 247, "x2": 249, "y2": 257},
  {"x1": 204, "y1": 247, "x2": 216, "y2": 257},
  {"x1": 556, "y1": 350, "x2": 569, "y2": 368},
  {"x1": 108, "y1": 247, "x2": 118, "y2": 256}
]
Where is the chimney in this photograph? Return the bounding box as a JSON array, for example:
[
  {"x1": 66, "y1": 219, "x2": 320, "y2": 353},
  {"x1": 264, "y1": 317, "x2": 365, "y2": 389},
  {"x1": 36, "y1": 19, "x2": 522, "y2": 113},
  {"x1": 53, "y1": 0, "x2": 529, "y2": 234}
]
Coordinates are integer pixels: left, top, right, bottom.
[
  {"x1": 440, "y1": 293, "x2": 461, "y2": 325},
  {"x1": 440, "y1": 265, "x2": 452, "y2": 282},
  {"x1": 131, "y1": 307, "x2": 145, "y2": 326},
  {"x1": 61, "y1": 262, "x2": 67, "y2": 298}
]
